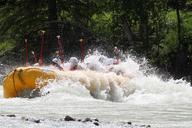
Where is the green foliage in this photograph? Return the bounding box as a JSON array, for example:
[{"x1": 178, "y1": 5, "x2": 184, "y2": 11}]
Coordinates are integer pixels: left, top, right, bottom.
[
  {"x1": 90, "y1": 12, "x2": 113, "y2": 41},
  {"x1": 0, "y1": 39, "x2": 16, "y2": 55},
  {"x1": 159, "y1": 10, "x2": 178, "y2": 55},
  {"x1": 162, "y1": 30, "x2": 178, "y2": 55},
  {"x1": 0, "y1": 0, "x2": 192, "y2": 80},
  {"x1": 182, "y1": 12, "x2": 192, "y2": 35},
  {"x1": 166, "y1": 11, "x2": 177, "y2": 29}
]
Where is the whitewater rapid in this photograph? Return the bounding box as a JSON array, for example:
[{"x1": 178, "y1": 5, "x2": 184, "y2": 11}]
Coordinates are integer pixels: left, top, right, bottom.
[{"x1": 0, "y1": 53, "x2": 192, "y2": 128}]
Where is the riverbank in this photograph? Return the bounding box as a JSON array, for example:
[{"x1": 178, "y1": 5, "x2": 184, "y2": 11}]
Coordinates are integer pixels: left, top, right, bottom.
[{"x1": 0, "y1": 114, "x2": 151, "y2": 128}]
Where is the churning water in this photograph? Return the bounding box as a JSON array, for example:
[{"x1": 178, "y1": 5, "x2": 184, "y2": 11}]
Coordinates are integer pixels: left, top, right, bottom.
[{"x1": 0, "y1": 53, "x2": 192, "y2": 128}]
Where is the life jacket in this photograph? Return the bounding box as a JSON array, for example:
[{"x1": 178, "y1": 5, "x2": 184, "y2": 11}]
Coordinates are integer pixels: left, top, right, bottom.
[
  {"x1": 70, "y1": 65, "x2": 77, "y2": 71},
  {"x1": 113, "y1": 59, "x2": 120, "y2": 65},
  {"x1": 52, "y1": 62, "x2": 63, "y2": 70}
]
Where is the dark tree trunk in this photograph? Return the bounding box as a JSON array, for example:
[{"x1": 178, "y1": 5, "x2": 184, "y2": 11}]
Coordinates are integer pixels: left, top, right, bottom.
[
  {"x1": 46, "y1": 0, "x2": 58, "y2": 57},
  {"x1": 176, "y1": 0, "x2": 181, "y2": 48},
  {"x1": 174, "y1": 0, "x2": 183, "y2": 76},
  {"x1": 48, "y1": 0, "x2": 57, "y2": 21},
  {"x1": 120, "y1": 15, "x2": 134, "y2": 49},
  {"x1": 44, "y1": 0, "x2": 58, "y2": 59},
  {"x1": 139, "y1": 18, "x2": 149, "y2": 55},
  {"x1": 138, "y1": 1, "x2": 150, "y2": 55},
  {"x1": 123, "y1": 21, "x2": 134, "y2": 48}
]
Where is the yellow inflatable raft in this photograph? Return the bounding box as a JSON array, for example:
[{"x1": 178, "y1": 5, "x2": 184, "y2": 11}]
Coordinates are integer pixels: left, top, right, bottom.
[{"x1": 3, "y1": 67, "x2": 56, "y2": 98}]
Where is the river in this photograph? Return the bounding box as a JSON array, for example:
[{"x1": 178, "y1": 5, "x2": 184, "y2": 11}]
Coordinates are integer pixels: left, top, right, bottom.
[{"x1": 0, "y1": 54, "x2": 192, "y2": 128}]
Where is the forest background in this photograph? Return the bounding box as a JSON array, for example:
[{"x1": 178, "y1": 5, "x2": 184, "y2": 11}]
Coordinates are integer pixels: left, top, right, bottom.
[{"x1": 0, "y1": 0, "x2": 192, "y2": 83}]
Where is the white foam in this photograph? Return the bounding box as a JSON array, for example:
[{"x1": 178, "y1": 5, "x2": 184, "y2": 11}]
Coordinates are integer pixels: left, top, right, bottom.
[
  {"x1": 33, "y1": 53, "x2": 192, "y2": 104},
  {"x1": 1, "y1": 52, "x2": 192, "y2": 128}
]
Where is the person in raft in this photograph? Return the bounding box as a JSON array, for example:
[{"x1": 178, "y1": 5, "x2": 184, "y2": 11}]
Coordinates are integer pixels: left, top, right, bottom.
[
  {"x1": 51, "y1": 51, "x2": 64, "y2": 70},
  {"x1": 113, "y1": 46, "x2": 121, "y2": 64},
  {"x1": 51, "y1": 58, "x2": 64, "y2": 70},
  {"x1": 33, "y1": 59, "x2": 43, "y2": 67},
  {"x1": 69, "y1": 57, "x2": 83, "y2": 71}
]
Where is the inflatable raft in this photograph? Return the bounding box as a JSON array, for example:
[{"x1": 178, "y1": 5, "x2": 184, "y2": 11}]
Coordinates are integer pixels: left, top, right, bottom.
[
  {"x1": 3, "y1": 67, "x2": 56, "y2": 98},
  {"x1": 3, "y1": 66, "x2": 133, "y2": 99}
]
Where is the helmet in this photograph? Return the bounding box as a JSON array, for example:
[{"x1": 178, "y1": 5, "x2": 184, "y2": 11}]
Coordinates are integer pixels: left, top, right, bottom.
[
  {"x1": 99, "y1": 56, "x2": 105, "y2": 63},
  {"x1": 69, "y1": 57, "x2": 78, "y2": 66},
  {"x1": 52, "y1": 58, "x2": 59, "y2": 64}
]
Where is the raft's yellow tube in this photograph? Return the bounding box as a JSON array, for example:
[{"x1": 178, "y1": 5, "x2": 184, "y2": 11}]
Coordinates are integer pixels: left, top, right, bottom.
[{"x1": 3, "y1": 67, "x2": 56, "y2": 98}]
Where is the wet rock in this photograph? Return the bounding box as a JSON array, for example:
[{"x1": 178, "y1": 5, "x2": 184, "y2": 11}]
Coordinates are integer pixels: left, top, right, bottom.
[
  {"x1": 140, "y1": 124, "x2": 151, "y2": 127},
  {"x1": 64, "y1": 115, "x2": 75, "y2": 121},
  {"x1": 77, "y1": 119, "x2": 81, "y2": 122},
  {"x1": 93, "y1": 122, "x2": 99, "y2": 126},
  {"x1": 33, "y1": 119, "x2": 41, "y2": 123},
  {"x1": 29, "y1": 88, "x2": 41, "y2": 98},
  {"x1": 7, "y1": 114, "x2": 16, "y2": 117},
  {"x1": 94, "y1": 118, "x2": 99, "y2": 122},
  {"x1": 127, "y1": 122, "x2": 132, "y2": 125},
  {"x1": 83, "y1": 118, "x2": 92, "y2": 122},
  {"x1": 21, "y1": 117, "x2": 29, "y2": 121},
  {"x1": 41, "y1": 91, "x2": 50, "y2": 96},
  {"x1": 146, "y1": 125, "x2": 151, "y2": 128},
  {"x1": 21, "y1": 116, "x2": 41, "y2": 123}
]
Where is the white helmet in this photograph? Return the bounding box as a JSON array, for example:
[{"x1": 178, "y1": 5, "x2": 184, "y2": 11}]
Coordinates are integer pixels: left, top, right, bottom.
[
  {"x1": 69, "y1": 57, "x2": 78, "y2": 66},
  {"x1": 52, "y1": 58, "x2": 59, "y2": 64}
]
